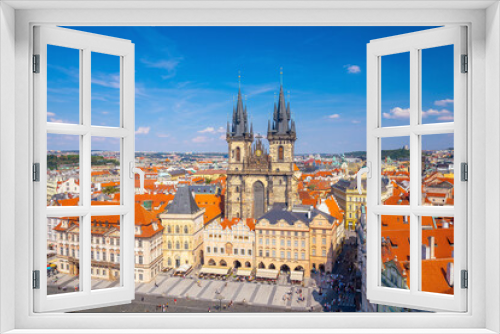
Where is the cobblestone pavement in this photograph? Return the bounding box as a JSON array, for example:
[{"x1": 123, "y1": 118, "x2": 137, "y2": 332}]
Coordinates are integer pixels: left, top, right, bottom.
[{"x1": 47, "y1": 271, "x2": 326, "y2": 312}]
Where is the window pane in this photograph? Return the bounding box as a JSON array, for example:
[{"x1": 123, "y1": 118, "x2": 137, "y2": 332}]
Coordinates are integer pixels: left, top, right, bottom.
[
  {"x1": 48, "y1": 216, "x2": 81, "y2": 295},
  {"x1": 421, "y1": 134, "x2": 454, "y2": 206},
  {"x1": 91, "y1": 137, "x2": 121, "y2": 205},
  {"x1": 47, "y1": 134, "x2": 81, "y2": 206},
  {"x1": 91, "y1": 52, "x2": 121, "y2": 127},
  {"x1": 381, "y1": 137, "x2": 410, "y2": 205},
  {"x1": 47, "y1": 45, "x2": 80, "y2": 124},
  {"x1": 91, "y1": 215, "x2": 121, "y2": 290},
  {"x1": 421, "y1": 45, "x2": 454, "y2": 124},
  {"x1": 381, "y1": 52, "x2": 410, "y2": 127},
  {"x1": 421, "y1": 216, "x2": 454, "y2": 295},
  {"x1": 381, "y1": 215, "x2": 410, "y2": 290}
]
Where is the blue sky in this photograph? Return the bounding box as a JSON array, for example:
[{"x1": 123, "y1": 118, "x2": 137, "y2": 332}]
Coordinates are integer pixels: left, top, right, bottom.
[{"x1": 47, "y1": 26, "x2": 454, "y2": 154}]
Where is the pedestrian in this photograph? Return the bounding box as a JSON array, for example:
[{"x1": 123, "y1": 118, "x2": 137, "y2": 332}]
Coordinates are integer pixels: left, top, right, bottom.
[
  {"x1": 166, "y1": 302, "x2": 169, "y2": 310},
  {"x1": 174, "y1": 298, "x2": 177, "y2": 305},
  {"x1": 141, "y1": 296, "x2": 145, "y2": 302},
  {"x1": 155, "y1": 281, "x2": 158, "y2": 288},
  {"x1": 208, "y1": 307, "x2": 211, "y2": 312}
]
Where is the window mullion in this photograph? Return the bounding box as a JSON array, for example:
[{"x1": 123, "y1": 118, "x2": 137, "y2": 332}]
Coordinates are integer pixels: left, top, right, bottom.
[
  {"x1": 409, "y1": 47, "x2": 420, "y2": 294},
  {"x1": 81, "y1": 48, "x2": 92, "y2": 294}
]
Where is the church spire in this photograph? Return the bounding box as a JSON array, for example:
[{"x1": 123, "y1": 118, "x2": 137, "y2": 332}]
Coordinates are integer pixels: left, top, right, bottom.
[
  {"x1": 227, "y1": 73, "x2": 252, "y2": 140},
  {"x1": 267, "y1": 69, "x2": 296, "y2": 139}
]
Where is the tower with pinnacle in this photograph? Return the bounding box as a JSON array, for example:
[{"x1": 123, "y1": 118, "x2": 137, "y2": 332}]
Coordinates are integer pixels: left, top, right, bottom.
[{"x1": 225, "y1": 72, "x2": 300, "y2": 220}]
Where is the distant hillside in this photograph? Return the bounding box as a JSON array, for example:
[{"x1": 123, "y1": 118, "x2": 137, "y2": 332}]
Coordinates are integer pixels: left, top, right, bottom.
[{"x1": 344, "y1": 148, "x2": 410, "y2": 160}]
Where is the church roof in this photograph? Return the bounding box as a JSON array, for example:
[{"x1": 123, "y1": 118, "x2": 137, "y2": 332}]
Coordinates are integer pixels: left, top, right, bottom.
[{"x1": 165, "y1": 186, "x2": 200, "y2": 214}]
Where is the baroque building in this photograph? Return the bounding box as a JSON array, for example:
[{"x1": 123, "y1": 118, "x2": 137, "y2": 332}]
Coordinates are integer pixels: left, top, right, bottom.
[{"x1": 225, "y1": 84, "x2": 300, "y2": 220}]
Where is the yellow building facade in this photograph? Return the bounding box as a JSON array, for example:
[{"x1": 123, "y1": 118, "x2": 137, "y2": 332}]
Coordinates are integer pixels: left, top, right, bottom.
[{"x1": 159, "y1": 187, "x2": 205, "y2": 269}]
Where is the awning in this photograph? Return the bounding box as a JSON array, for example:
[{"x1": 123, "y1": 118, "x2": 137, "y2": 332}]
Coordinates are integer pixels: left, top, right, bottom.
[
  {"x1": 290, "y1": 270, "x2": 304, "y2": 281},
  {"x1": 199, "y1": 266, "x2": 230, "y2": 275},
  {"x1": 256, "y1": 268, "x2": 279, "y2": 279},
  {"x1": 174, "y1": 264, "x2": 192, "y2": 273},
  {"x1": 236, "y1": 268, "x2": 253, "y2": 276}
]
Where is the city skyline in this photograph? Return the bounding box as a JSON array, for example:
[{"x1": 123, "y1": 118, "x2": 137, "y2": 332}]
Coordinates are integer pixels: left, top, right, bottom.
[{"x1": 47, "y1": 26, "x2": 454, "y2": 153}]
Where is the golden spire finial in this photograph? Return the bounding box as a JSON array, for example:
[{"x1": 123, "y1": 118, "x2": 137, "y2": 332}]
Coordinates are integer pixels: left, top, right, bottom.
[
  {"x1": 238, "y1": 70, "x2": 241, "y2": 89},
  {"x1": 280, "y1": 67, "x2": 283, "y2": 86}
]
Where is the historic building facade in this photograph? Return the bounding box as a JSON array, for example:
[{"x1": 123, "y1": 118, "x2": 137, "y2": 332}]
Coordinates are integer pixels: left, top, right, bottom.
[
  {"x1": 53, "y1": 202, "x2": 163, "y2": 283},
  {"x1": 225, "y1": 85, "x2": 300, "y2": 220},
  {"x1": 254, "y1": 206, "x2": 338, "y2": 278},
  {"x1": 203, "y1": 217, "x2": 256, "y2": 269},
  {"x1": 159, "y1": 186, "x2": 205, "y2": 269}
]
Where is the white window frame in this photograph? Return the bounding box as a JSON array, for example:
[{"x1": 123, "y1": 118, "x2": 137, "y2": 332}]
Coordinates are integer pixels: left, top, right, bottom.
[
  {"x1": 32, "y1": 26, "x2": 135, "y2": 313},
  {"x1": 0, "y1": 2, "x2": 498, "y2": 334},
  {"x1": 366, "y1": 26, "x2": 467, "y2": 312}
]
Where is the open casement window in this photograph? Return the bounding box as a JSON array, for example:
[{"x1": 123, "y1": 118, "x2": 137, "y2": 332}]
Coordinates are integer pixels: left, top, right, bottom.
[
  {"x1": 365, "y1": 26, "x2": 467, "y2": 312},
  {"x1": 33, "y1": 26, "x2": 135, "y2": 312}
]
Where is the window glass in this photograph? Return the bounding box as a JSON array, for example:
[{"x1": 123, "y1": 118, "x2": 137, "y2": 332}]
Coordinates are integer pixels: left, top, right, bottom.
[
  {"x1": 47, "y1": 45, "x2": 80, "y2": 124},
  {"x1": 91, "y1": 215, "x2": 121, "y2": 291},
  {"x1": 47, "y1": 216, "x2": 81, "y2": 295},
  {"x1": 381, "y1": 52, "x2": 410, "y2": 127}
]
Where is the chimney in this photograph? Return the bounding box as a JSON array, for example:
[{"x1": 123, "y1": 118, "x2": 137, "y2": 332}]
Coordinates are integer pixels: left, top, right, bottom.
[
  {"x1": 446, "y1": 262, "x2": 454, "y2": 287},
  {"x1": 422, "y1": 244, "x2": 430, "y2": 260},
  {"x1": 428, "y1": 236, "x2": 435, "y2": 259}
]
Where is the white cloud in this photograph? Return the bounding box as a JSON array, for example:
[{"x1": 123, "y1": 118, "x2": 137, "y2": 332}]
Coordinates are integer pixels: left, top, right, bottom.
[
  {"x1": 434, "y1": 99, "x2": 454, "y2": 107},
  {"x1": 141, "y1": 58, "x2": 182, "y2": 80},
  {"x1": 328, "y1": 114, "x2": 340, "y2": 119},
  {"x1": 192, "y1": 136, "x2": 210, "y2": 143},
  {"x1": 352, "y1": 120, "x2": 361, "y2": 124},
  {"x1": 219, "y1": 134, "x2": 226, "y2": 140},
  {"x1": 157, "y1": 133, "x2": 170, "y2": 138},
  {"x1": 383, "y1": 107, "x2": 410, "y2": 119},
  {"x1": 47, "y1": 112, "x2": 56, "y2": 117},
  {"x1": 198, "y1": 127, "x2": 216, "y2": 134},
  {"x1": 217, "y1": 126, "x2": 225, "y2": 133},
  {"x1": 437, "y1": 115, "x2": 454, "y2": 121},
  {"x1": 421, "y1": 108, "x2": 452, "y2": 119},
  {"x1": 344, "y1": 64, "x2": 361, "y2": 74},
  {"x1": 383, "y1": 107, "x2": 453, "y2": 120},
  {"x1": 141, "y1": 58, "x2": 180, "y2": 71},
  {"x1": 135, "y1": 127, "x2": 150, "y2": 135},
  {"x1": 91, "y1": 73, "x2": 120, "y2": 89}
]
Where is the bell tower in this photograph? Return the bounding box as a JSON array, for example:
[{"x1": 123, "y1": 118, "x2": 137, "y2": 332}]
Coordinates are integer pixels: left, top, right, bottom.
[
  {"x1": 226, "y1": 82, "x2": 253, "y2": 219},
  {"x1": 267, "y1": 84, "x2": 296, "y2": 173}
]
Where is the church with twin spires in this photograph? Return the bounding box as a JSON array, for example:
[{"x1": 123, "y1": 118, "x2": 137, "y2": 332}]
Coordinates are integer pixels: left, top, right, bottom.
[{"x1": 225, "y1": 83, "x2": 301, "y2": 220}]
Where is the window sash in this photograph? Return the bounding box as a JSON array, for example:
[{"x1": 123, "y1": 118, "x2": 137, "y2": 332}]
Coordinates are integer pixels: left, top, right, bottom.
[
  {"x1": 366, "y1": 25, "x2": 467, "y2": 312},
  {"x1": 33, "y1": 25, "x2": 135, "y2": 313}
]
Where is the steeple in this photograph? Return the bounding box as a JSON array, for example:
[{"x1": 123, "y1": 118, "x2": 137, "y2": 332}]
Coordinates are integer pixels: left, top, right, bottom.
[
  {"x1": 227, "y1": 77, "x2": 252, "y2": 140},
  {"x1": 267, "y1": 73, "x2": 296, "y2": 139}
]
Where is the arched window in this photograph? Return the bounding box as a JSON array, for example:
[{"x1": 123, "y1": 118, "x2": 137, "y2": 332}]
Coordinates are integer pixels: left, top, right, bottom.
[
  {"x1": 167, "y1": 225, "x2": 171, "y2": 233},
  {"x1": 207, "y1": 247, "x2": 211, "y2": 253},
  {"x1": 168, "y1": 241, "x2": 172, "y2": 249},
  {"x1": 167, "y1": 258, "x2": 172, "y2": 266},
  {"x1": 278, "y1": 145, "x2": 284, "y2": 161},
  {"x1": 236, "y1": 186, "x2": 239, "y2": 192},
  {"x1": 184, "y1": 226, "x2": 188, "y2": 234},
  {"x1": 184, "y1": 242, "x2": 189, "y2": 250},
  {"x1": 176, "y1": 241, "x2": 180, "y2": 249},
  {"x1": 236, "y1": 147, "x2": 241, "y2": 162},
  {"x1": 175, "y1": 226, "x2": 180, "y2": 234}
]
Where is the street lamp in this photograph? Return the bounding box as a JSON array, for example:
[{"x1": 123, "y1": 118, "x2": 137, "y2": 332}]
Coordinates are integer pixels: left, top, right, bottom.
[{"x1": 215, "y1": 292, "x2": 224, "y2": 312}]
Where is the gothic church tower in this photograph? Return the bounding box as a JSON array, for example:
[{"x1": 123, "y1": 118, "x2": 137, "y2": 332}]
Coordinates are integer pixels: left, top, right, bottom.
[{"x1": 226, "y1": 81, "x2": 299, "y2": 221}]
